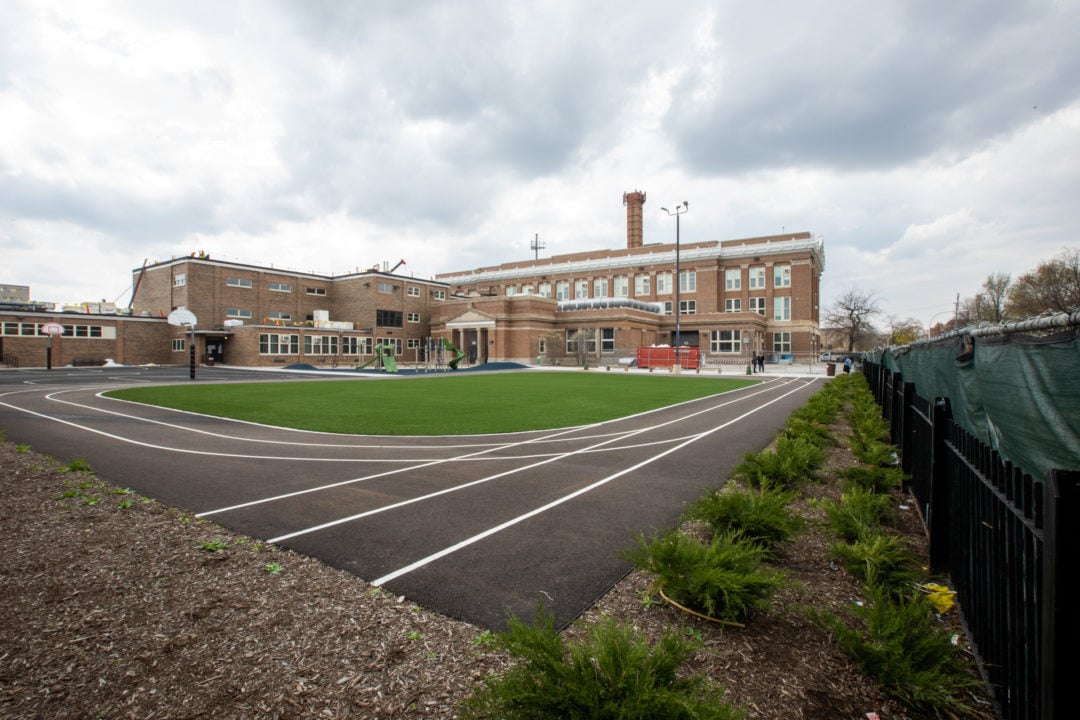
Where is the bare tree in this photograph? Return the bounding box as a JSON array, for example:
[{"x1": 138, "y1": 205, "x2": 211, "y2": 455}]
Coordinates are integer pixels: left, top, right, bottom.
[
  {"x1": 981, "y1": 272, "x2": 1012, "y2": 322},
  {"x1": 1008, "y1": 247, "x2": 1080, "y2": 317},
  {"x1": 824, "y1": 288, "x2": 881, "y2": 351}
]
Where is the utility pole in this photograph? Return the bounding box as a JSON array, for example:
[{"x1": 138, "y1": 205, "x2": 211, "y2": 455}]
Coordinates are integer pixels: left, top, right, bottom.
[{"x1": 530, "y1": 233, "x2": 545, "y2": 260}]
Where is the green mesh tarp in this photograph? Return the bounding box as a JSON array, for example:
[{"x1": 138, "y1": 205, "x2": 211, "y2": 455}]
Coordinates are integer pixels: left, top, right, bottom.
[{"x1": 872, "y1": 332, "x2": 1080, "y2": 480}]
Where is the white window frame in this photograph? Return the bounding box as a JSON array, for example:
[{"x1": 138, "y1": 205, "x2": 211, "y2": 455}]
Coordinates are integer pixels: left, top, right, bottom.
[
  {"x1": 407, "y1": 286, "x2": 421, "y2": 297},
  {"x1": 773, "y1": 296, "x2": 791, "y2": 321},
  {"x1": 634, "y1": 275, "x2": 650, "y2": 296},
  {"x1": 555, "y1": 281, "x2": 570, "y2": 300},
  {"x1": 227, "y1": 277, "x2": 253, "y2": 289},
  {"x1": 749, "y1": 267, "x2": 766, "y2": 289},
  {"x1": 574, "y1": 279, "x2": 589, "y2": 299},
  {"x1": 773, "y1": 332, "x2": 791, "y2": 353},
  {"x1": 173, "y1": 273, "x2": 187, "y2": 287},
  {"x1": 725, "y1": 269, "x2": 741, "y2": 291},
  {"x1": 680, "y1": 270, "x2": 696, "y2": 293},
  {"x1": 593, "y1": 278, "x2": 609, "y2": 298},
  {"x1": 749, "y1": 297, "x2": 766, "y2": 316},
  {"x1": 226, "y1": 308, "x2": 253, "y2": 319},
  {"x1": 172, "y1": 338, "x2": 186, "y2": 352},
  {"x1": 407, "y1": 312, "x2": 420, "y2": 323},
  {"x1": 725, "y1": 298, "x2": 742, "y2": 312},
  {"x1": 656, "y1": 272, "x2": 672, "y2": 295},
  {"x1": 774, "y1": 265, "x2": 791, "y2": 288},
  {"x1": 679, "y1": 300, "x2": 696, "y2": 315},
  {"x1": 710, "y1": 329, "x2": 741, "y2": 353},
  {"x1": 269, "y1": 282, "x2": 292, "y2": 293},
  {"x1": 432, "y1": 289, "x2": 446, "y2": 300}
]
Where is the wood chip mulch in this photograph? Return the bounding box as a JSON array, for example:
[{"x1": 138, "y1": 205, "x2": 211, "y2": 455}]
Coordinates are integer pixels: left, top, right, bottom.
[{"x1": 0, "y1": 417, "x2": 991, "y2": 719}]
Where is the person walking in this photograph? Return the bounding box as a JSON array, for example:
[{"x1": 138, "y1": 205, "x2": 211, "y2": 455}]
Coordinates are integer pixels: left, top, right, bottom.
[{"x1": 843, "y1": 356, "x2": 853, "y2": 374}]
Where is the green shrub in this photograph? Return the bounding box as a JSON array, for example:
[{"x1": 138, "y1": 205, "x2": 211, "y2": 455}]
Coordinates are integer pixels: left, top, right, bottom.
[
  {"x1": 811, "y1": 586, "x2": 986, "y2": 717},
  {"x1": 462, "y1": 607, "x2": 746, "y2": 720},
  {"x1": 781, "y1": 417, "x2": 835, "y2": 448},
  {"x1": 840, "y1": 464, "x2": 907, "y2": 494},
  {"x1": 819, "y1": 488, "x2": 892, "y2": 542},
  {"x1": 732, "y1": 434, "x2": 827, "y2": 490},
  {"x1": 830, "y1": 533, "x2": 919, "y2": 596},
  {"x1": 687, "y1": 482, "x2": 803, "y2": 554},
  {"x1": 622, "y1": 529, "x2": 784, "y2": 622}
]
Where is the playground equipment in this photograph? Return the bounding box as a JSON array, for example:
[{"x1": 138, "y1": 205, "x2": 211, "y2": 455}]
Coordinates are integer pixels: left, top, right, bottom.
[
  {"x1": 442, "y1": 338, "x2": 465, "y2": 370},
  {"x1": 356, "y1": 344, "x2": 399, "y2": 372}
]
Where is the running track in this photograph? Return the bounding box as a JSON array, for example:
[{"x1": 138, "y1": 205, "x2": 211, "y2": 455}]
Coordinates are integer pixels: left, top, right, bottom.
[{"x1": 0, "y1": 366, "x2": 824, "y2": 630}]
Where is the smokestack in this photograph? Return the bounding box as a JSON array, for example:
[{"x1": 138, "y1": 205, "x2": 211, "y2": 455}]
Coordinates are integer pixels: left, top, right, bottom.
[{"x1": 622, "y1": 190, "x2": 646, "y2": 249}]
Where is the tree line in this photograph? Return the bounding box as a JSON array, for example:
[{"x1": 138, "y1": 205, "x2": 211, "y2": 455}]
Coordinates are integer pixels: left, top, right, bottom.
[{"x1": 826, "y1": 247, "x2": 1080, "y2": 351}]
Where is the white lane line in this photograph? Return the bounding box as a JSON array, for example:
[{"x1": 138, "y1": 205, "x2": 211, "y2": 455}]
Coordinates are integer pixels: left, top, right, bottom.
[
  {"x1": 199, "y1": 421, "x2": 605, "y2": 518},
  {"x1": 265, "y1": 379, "x2": 812, "y2": 545},
  {"x1": 371, "y1": 379, "x2": 815, "y2": 586}
]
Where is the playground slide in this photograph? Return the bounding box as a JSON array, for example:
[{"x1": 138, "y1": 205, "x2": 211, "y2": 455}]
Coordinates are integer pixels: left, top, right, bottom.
[
  {"x1": 442, "y1": 338, "x2": 466, "y2": 370},
  {"x1": 356, "y1": 344, "x2": 399, "y2": 372}
]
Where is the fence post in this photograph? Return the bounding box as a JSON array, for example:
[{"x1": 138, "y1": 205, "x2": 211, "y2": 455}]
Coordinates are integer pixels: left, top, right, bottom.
[
  {"x1": 1042, "y1": 469, "x2": 1080, "y2": 720},
  {"x1": 928, "y1": 397, "x2": 952, "y2": 574}
]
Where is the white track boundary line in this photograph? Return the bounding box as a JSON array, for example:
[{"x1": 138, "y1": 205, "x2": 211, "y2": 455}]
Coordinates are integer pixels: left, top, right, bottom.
[
  {"x1": 265, "y1": 379, "x2": 812, "y2": 545},
  {"x1": 370, "y1": 379, "x2": 815, "y2": 586}
]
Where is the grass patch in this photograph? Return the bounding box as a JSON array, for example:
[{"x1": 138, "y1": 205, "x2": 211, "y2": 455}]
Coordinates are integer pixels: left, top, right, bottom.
[{"x1": 104, "y1": 373, "x2": 755, "y2": 435}]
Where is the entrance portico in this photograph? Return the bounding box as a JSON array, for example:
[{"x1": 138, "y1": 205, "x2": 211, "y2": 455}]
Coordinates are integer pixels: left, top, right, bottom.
[{"x1": 446, "y1": 310, "x2": 496, "y2": 366}]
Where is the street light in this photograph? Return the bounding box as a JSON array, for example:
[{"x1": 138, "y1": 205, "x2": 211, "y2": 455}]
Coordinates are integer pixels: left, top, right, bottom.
[{"x1": 660, "y1": 201, "x2": 689, "y2": 360}]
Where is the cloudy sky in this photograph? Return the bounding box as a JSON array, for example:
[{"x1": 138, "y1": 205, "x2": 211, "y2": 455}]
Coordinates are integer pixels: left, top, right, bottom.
[{"x1": 3, "y1": 0, "x2": 1079, "y2": 327}]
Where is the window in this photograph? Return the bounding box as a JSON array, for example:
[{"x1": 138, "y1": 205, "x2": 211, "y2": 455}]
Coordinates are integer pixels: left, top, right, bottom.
[
  {"x1": 377, "y1": 281, "x2": 395, "y2": 294},
  {"x1": 538, "y1": 338, "x2": 547, "y2": 354},
  {"x1": 173, "y1": 273, "x2": 186, "y2": 287},
  {"x1": 376, "y1": 309, "x2": 403, "y2": 327},
  {"x1": 725, "y1": 269, "x2": 741, "y2": 291},
  {"x1": 773, "y1": 332, "x2": 791, "y2": 353},
  {"x1": 227, "y1": 277, "x2": 252, "y2": 288},
  {"x1": 407, "y1": 338, "x2": 422, "y2": 350},
  {"x1": 304, "y1": 335, "x2": 338, "y2": 355},
  {"x1": 269, "y1": 282, "x2": 292, "y2": 293},
  {"x1": 407, "y1": 312, "x2": 420, "y2": 323},
  {"x1": 342, "y1": 336, "x2": 373, "y2": 355},
  {"x1": 725, "y1": 298, "x2": 742, "y2": 312},
  {"x1": 574, "y1": 279, "x2": 589, "y2": 299},
  {"x1": 680, "y1": 270, "x2": 697, "y2": 293},
  {"x1": 521, "y1": 284, "x2": 533, "y2": 295},
  {"x1": 259, "y1": 333, "x2": 299, "y2": 354},
  {"x1": 774, "y1": 264, "x2": 791, "y2": 288},
  {"x1": 710, "y1": 330, "x2": 741, "y2": 353},
  {"x1": 634, "y1": 275, "x2": 650, "y2": 296},
  {"x1": 773, "y1": 296, "x2": 791, "y2": 321},
  {"x1": 306, "y1": 287, "x2": 327, "y2": 296},
  {"x1": 656, "y1": 272, "x2": 672, "y2": 294},
  {"x1": 538, "y1": 283, "x2": 551, "y2": 298},
  {"x1": 679, "y1": 300, "x2": 696, "y2": 315},
  {"x1": 378, "y1": 337, "x2": 403, "y2": 355},
  {"x1": 267, "y1": 311, "x2": 292, "y2": 321},
  {"x1": 749, "y1": 297, "x2": 766, "y2": 316},
  {"x1": 226, "y1": 308, "x2": 252, "y2": 319},
  {"x1": 613, "y1": 277, "x2": 629, "y2": 297},
  {"x1": 407, "y1": 286, "x2": 420, "y2": 297},
  {"x1": 505, "y1": 286, "x2": 517, "y2": 296},
  {"x1": 663, "y1": 301, "x2": 673, "y2": 315},
  {"x1": 593, "y1": 278, "x2": 608, "y2": 298},
  {"x1": 601, "y1": 327, "x2": 615, "y2": 352},
  {"x1": 566, "y1": 330, "x2": 596, "y2": 353},
  {"x1": 432, "y1": 289, "x2": 446, "y2": 300},
  {"x1": 172, "y1": 339, "x2": 186, "y2": 352},
  {"x1": 556, "y1": 281, "x2": 570, "y2": 300},
  {"x1": 749, "y1": 266, "x2": 766, "y2": 289}
]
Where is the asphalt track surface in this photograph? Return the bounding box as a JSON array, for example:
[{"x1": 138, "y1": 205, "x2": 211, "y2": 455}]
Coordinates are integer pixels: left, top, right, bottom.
[{"x1": 0, "y1": 365, "x2": 825, "y2": 630}]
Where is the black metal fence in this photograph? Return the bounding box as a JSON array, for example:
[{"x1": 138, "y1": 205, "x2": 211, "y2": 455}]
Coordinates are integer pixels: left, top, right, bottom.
[{"x1": 864, "y1": 360, "x2": 1078, "y2": 720}]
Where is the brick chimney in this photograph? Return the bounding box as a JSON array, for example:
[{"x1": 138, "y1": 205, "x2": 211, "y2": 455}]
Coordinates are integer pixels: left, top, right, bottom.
[{"x1": 622, "y1": 190, "x2": 646, "y2": 249}]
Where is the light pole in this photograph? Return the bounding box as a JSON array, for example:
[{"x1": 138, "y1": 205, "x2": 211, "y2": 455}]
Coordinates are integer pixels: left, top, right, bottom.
[{"x1": 660, "y1": 201, "x2": 689, "y2": 362}]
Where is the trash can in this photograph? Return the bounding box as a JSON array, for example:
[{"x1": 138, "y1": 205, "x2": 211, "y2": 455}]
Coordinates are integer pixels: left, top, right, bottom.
[{"x1": 826, "y1": 362, "x2": 835, "y2": 377}]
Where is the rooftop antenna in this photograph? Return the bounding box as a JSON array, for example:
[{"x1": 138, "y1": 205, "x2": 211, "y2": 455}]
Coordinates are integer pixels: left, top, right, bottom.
[{"x1": 530, "y1": 233, "x2": 545, "y2": 260}]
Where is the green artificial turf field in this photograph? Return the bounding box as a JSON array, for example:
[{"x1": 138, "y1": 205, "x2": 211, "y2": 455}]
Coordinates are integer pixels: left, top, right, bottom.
[{"x1": 105, "y1": 372, "x2": 757, "y2": 435}]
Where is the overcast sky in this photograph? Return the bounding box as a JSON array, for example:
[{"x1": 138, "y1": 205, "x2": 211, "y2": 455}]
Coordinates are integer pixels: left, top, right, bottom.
[{"x1": 3, "y1": 0, "x2": 1079, "y2": 327}]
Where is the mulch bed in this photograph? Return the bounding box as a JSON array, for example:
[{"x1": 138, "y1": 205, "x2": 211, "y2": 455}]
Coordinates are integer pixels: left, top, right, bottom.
[{"x1": 0, "y1": 413, "x2": 990, "y2": 719}]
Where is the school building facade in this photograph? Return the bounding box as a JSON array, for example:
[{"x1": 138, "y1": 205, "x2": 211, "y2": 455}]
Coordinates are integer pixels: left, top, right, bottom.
[{"x1": 1, "y1": 191, "x2": 824, "y2": 369}]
